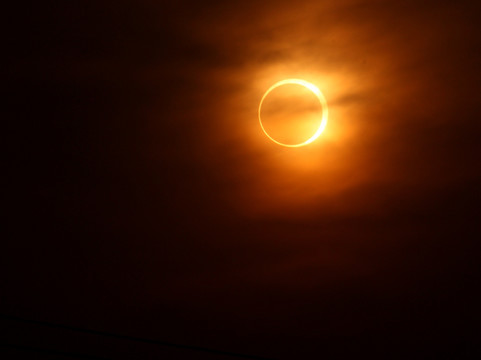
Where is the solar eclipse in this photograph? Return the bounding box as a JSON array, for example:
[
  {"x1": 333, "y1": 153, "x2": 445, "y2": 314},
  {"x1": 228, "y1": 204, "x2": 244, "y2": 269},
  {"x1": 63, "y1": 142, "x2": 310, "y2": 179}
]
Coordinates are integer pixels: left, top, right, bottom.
[{"x1": 258, "y1": 79, "x2": 328, "y2": 147}]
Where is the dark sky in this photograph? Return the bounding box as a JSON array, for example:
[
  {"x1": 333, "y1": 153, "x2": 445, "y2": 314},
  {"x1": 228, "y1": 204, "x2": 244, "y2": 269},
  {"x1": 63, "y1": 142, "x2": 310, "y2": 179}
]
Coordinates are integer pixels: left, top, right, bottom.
[{"x1": 4, "y1": 0, "x2": 481, "y2": 358}]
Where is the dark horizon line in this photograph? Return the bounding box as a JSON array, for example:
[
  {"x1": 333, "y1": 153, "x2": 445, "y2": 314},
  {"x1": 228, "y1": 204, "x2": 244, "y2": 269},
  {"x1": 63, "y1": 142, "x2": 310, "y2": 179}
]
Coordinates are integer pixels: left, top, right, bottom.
[{"x1": 0, "y1": 313, "x2": 274, "y2": 360}]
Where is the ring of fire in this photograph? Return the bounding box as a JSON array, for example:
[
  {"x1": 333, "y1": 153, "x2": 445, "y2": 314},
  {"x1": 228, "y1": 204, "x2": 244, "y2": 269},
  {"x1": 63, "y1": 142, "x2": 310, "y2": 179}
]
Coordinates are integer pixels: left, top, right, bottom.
[{"x1": 258, "y1": 79, "x2": 328, "y2": 147}]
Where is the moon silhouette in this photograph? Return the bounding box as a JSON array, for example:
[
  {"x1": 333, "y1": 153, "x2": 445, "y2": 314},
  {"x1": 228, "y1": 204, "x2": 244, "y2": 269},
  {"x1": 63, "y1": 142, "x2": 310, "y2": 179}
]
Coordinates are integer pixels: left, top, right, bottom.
[{"x1": 258, "y1": 79, "x2": 328, "y2": 147}]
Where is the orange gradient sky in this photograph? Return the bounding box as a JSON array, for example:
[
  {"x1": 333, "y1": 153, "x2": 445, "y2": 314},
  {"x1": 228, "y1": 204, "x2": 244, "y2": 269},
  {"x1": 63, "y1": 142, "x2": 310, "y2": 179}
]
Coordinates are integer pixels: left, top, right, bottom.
[
  {"x1": 4, "y1": 0, "x2": 480, "y2": 358},
  {"x1": 144, "y1": 0, "x2": 479, "y2": 220}
]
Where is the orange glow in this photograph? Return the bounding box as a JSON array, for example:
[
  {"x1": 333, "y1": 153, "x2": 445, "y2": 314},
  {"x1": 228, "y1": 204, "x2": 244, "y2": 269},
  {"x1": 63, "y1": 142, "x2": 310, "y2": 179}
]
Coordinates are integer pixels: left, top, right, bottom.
[
  {"x1": 189, "y1": 0, "x2": 463, "y2": 218},
  {"x1": 258, "y1": 79, "x2": 328, "y2": 147}
]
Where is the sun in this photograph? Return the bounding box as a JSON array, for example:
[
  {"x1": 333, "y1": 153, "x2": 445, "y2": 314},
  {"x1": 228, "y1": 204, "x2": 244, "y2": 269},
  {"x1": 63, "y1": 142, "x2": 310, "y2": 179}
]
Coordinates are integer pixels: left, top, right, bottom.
[{"x1": 258, "y1": 79, "x2": 328, "y2": 147}]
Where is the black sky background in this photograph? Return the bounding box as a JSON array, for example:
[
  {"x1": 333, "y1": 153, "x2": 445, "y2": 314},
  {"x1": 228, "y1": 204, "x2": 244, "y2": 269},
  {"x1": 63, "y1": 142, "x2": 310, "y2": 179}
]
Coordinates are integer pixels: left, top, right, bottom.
[{"x1": 3, "y1": 1, "x2": 481, "y2": 358}]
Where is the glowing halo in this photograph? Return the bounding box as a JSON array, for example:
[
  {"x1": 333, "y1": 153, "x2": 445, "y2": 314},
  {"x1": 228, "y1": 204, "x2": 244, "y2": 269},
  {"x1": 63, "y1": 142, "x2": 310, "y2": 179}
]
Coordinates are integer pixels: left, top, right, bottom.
[{"x1": 258, "y1": 79, "x2": 328, "y2": 147}]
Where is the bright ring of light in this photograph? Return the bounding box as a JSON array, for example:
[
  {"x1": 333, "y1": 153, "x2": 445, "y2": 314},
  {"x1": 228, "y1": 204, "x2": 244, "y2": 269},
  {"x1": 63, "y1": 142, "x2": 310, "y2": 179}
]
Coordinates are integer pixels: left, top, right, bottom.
[{"x1": 258, "y1": 79, "x2": 328, "y2": 147}]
